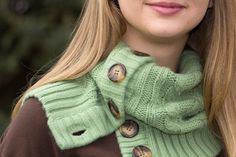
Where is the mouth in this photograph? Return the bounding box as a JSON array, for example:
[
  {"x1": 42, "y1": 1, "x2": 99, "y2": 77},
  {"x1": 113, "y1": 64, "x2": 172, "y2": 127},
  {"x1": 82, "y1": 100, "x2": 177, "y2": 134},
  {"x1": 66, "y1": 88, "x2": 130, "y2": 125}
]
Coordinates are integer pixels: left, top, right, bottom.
[
  {"x1": 146, "y1": 1, "x2": 186, "y2": 15},
  {"x1": 146, "y1": 1, "x2": 185, "y2": 8}
]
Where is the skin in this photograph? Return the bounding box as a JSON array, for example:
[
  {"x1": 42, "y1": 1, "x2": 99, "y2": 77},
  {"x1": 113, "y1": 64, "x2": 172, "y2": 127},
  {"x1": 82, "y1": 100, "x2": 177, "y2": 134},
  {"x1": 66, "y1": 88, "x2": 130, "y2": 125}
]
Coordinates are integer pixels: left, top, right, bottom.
[{"x1": 118, "y1": 0, "x2": 213, "y2": 72}]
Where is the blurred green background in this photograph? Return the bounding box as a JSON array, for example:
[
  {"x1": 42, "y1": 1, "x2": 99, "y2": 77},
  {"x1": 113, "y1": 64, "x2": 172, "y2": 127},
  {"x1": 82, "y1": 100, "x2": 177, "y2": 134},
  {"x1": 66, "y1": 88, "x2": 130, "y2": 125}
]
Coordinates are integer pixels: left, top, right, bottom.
[{"x1": 0, "y1": 0, "x2": 84, "y2": 135}]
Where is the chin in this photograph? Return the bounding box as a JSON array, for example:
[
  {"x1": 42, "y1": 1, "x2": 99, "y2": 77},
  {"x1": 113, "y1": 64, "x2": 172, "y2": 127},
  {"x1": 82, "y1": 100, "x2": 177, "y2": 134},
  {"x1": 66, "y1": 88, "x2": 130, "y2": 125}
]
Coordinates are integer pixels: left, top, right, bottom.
[
  {"x1": 147, "y1": 25, "x2": 178, "y2": 35},
  {"x1": 148, "y1": 31, "x2": 183, "y2": 41}
]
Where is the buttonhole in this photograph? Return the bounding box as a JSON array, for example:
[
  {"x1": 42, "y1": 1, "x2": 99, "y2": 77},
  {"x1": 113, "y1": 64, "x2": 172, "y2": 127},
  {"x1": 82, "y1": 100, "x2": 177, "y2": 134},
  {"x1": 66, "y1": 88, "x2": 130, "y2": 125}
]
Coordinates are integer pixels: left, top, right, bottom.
[
  {"x1": 72, "y1": 130, "x2": 86, "y2": 136},
  {"x1": 183, "y1": 115, "x2": 193, "y2": 120},
  {"x1": 182, "y1": 110, "x2": 202, "y2": 120}
]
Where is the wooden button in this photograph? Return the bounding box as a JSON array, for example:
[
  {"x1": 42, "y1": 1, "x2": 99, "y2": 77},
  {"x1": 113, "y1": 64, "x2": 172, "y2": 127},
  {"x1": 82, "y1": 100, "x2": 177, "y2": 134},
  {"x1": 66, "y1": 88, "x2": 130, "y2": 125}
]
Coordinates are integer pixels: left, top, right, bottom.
[
  {"x1": 119, "y1": 120, "x2": 139, "y2": 138},
  {"x1": 108, "y1": 63, "x2": 126, "y2": 82},
  {"x1": 108, "y1": 99, "x2": 120, "y2": 119},
  {"x1": 133, "y1": 51, "x2": 150, "y2": 56},
  {"x1": 132, "y1": 145, "x2": 152, "y2": 157}
]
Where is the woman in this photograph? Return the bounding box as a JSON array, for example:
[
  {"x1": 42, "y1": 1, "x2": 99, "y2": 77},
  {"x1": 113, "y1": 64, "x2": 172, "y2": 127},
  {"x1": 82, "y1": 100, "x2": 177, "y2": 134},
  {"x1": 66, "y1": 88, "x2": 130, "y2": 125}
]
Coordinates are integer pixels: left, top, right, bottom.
[{"x1": 0, "y1": 0, "x2": 235, "y2": 156}]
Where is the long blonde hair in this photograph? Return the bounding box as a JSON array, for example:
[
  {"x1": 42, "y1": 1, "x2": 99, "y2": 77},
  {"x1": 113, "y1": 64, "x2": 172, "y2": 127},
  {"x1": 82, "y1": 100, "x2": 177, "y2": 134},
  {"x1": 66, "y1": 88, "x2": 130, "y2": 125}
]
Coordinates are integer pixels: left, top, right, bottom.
[{"x1": 11, "y1": 0, "x2": 236, "y2": 156}]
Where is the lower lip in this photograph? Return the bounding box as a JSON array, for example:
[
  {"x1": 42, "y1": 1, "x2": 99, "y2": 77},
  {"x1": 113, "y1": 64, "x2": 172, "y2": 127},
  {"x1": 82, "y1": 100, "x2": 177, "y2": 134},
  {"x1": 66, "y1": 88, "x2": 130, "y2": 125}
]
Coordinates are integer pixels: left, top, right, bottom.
[{"x1": 149, "y1": 6, "x2": 184, "y2": 15}]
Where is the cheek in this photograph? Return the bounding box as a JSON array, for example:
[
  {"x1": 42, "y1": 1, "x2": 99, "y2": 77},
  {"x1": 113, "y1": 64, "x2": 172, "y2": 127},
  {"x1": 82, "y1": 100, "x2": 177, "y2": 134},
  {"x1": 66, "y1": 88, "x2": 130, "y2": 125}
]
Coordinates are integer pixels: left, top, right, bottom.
[
  {"x1": 188, "y1": 1, "x2": 210, "y2": 24},
  {"x1": 118, "y1": 0, "x2": 144, "y2": 25},
  {"x1": 186, "y1": 6, "x2": 209, "y2": 30}
]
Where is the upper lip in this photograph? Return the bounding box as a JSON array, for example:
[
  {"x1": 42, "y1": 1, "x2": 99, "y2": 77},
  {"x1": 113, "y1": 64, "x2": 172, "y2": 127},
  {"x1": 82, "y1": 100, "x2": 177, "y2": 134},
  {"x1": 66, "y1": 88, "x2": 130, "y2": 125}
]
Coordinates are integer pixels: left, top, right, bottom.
[{"x1": 145, "y1": 1, "x2": 186, "y2": 8}]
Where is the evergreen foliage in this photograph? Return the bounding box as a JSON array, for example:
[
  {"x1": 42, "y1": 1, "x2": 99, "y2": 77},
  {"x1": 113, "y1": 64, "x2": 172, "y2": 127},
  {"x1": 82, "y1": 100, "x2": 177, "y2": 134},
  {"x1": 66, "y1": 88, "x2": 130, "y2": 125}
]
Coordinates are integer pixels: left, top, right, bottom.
[{"x1": 0, "y1": 0, "x2": 84, "y2": 134}]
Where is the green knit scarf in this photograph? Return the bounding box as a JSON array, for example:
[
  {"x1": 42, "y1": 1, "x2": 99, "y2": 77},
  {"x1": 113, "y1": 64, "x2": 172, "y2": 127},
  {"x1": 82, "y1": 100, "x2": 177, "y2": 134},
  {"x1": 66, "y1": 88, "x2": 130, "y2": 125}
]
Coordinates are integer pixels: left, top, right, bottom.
[
  {"x1": 92, "y1": 41, "x2": 205, "y2": 134},
  {"x1": 22, "y1": 41, "x2": 222, "y2": 157}
]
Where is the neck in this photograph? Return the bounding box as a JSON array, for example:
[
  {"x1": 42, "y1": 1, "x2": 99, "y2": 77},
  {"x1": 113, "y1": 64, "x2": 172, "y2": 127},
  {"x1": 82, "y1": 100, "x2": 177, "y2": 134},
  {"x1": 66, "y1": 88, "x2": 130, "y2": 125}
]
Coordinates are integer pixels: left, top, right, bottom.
[{"x1": 121, "y1": 26, "x2": 189, "y2": 73}]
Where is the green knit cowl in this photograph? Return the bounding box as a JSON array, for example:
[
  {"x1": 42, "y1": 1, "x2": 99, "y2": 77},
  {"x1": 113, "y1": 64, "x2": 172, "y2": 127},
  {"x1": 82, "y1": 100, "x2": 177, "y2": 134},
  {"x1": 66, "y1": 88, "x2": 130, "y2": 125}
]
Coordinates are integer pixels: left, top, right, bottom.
[
  {"x1": 22, "y1": 41, "x2": 222, "y2": 157},
  {"x1": 94, "y1": 42, "x2": 205, "y2": 134}
]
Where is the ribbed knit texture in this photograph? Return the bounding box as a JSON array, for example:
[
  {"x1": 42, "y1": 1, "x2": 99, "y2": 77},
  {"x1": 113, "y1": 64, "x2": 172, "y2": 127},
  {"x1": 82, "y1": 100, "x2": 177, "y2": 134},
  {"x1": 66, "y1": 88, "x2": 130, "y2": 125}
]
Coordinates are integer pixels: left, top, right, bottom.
[{"x1": 22, "y1": 41, "x2": 222, "y2": 157}]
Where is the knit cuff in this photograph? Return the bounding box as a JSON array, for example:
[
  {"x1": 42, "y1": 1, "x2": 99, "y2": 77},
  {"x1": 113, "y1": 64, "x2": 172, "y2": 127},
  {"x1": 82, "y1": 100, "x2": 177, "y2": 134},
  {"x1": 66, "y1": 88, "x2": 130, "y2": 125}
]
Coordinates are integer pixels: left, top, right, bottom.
[{"x1": 21, "y1": 75, "x2": 124, "y2": 150}]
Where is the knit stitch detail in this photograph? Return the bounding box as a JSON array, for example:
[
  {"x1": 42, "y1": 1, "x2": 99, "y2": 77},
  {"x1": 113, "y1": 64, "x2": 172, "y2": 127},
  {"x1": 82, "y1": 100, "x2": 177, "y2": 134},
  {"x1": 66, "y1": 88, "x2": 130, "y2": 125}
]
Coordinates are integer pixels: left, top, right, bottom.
[
  {"x1": 22, "y1": 75, "x2": 125, "y2": 149},
  {"x1": 115, "y1": 115, "x2": 221, "y2": 157},
  {"x1": 91, "y1": 41, "x2": 205, "y2": 134}
]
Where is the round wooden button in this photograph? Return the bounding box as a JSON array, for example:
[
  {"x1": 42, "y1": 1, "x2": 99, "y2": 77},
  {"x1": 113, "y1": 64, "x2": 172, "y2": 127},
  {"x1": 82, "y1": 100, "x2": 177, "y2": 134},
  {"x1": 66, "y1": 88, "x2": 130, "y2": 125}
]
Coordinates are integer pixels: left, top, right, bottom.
[
  {"x1": 132, "y1": 145, "x2": 152, "y2": 157},
  {"x1": 108, "y1": 63, "x2": 126, "y2": 82},
  {"x1": 119, "y1": 120, "x2": 139, "y2": 138},
  {"x1": 133, "y1": 51, "x2": 150, "y2": 56},
  {"x1": 108, "y1": 99, "x2": 120, "y2": 119}
]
